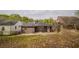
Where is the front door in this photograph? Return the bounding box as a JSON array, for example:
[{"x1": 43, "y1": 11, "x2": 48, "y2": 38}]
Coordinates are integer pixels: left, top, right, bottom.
[{"x1": 35, "y1": 27, "x2": 38, "y2": 32}]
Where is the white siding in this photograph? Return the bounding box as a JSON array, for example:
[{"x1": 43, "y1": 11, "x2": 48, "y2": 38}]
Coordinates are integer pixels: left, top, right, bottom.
[
  {"x1": 0, "y1": 21, "x2": 23, "y2": 35},
  {"x1": 0, "y1": 26, "x2": 2, "y2": 31},
  {"x1": 0, "y1": 26, "x2": 10, "y2": 31},
  {"x1": 12, "y1": 21, "x2": 23, "y2": 32},
  {"x1": 14, "y1": 21, "x2": 23, "y2": 26},
  {"x1": 10, "y1": 26, "x2": 21, "y2": 32},
  {"x1": 0, "y1": 26, "x2": 11, "y2": 35}
]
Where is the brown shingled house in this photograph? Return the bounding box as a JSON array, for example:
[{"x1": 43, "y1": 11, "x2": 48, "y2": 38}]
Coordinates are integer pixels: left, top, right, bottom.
[{"x1": 57, "y1": 16, "x2": 79, "y2": 29}]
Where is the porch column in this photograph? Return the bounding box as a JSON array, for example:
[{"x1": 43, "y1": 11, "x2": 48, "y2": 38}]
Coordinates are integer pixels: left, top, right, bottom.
[{"x1": 47, "y1": 27, "x2": 50, "y2": 32}]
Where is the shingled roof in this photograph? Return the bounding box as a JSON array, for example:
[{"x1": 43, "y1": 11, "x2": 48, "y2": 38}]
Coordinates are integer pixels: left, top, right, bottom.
[
  {"x1": 57, "y1": 16, "x2": 79, "y2": 25},
  {"x1": 0, "y1": 20, "x2": 18, "y2": 25},
  {"x1": 24, "y1": 22, "x2": 50, "y2": 27}
]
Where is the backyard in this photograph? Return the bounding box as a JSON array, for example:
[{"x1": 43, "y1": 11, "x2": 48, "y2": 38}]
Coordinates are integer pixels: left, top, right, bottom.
[{"x1": 0, "y1": 30, "x2": 79, "y2": 48}]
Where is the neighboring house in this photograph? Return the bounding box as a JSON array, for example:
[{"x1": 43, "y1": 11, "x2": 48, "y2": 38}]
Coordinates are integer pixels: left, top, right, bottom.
[
  {"x1": 57, "y1": 16, "x2": 79, "y2": 29},
  {"x1": 22, "y1": 22, "x2": 54, "y2": 33},
  {"x1": 0, "y1": 20, "x2": 23, "y2": 35},
  {"x1": 57, "y1": 16, "x2": 79, "y2": 24}
]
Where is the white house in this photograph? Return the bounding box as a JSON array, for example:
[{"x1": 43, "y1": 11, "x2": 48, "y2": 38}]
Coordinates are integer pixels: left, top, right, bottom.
[
  {"x1": 0, "y1": 20, "x2": 55, "y2": 35},
  {"x1": 0, "y1": 20, "x2": 24, "y2": 35}
]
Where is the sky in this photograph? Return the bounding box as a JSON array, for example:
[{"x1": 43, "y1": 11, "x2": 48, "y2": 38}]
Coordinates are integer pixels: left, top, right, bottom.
[{"x1": 0, "y1": 10, "x2": 76, "y2": 19}]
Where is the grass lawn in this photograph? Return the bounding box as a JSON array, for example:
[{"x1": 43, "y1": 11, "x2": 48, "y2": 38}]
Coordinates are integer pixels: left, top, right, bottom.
[{"x1": 0, "y1": 30, "x2": 79, "y2": 48}]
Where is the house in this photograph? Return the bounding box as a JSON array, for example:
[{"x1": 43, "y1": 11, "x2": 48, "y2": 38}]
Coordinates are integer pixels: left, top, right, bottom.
[
  {"x1": 57, "y1": 16, "x2": 79, "y2": 29},
  {"x1": 22, "y1": 22, "x2": 53, "y2": 33},
  {"x1": 0, "y1": 20, "x2": 23, "y2": 35},
  {"x1": 0, "y1": 20, "x2": 55, "y2": 35}
]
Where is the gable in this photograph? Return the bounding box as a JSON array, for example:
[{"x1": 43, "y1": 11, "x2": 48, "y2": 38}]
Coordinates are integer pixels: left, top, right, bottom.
[{"x1": 14, "y1": 21, "x2": 24, "y2": 26}]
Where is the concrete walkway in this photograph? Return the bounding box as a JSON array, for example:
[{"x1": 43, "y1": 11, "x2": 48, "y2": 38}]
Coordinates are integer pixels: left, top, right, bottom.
[{"x1": 18, "y1": 32, "x2": 57, "y2": 36}]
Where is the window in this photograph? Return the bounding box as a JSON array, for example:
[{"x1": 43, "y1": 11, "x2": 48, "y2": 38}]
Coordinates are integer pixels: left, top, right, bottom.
[
  {"x1": 19, "y1": 26, "x2": 21, "y2": 27},
  {"x1": 15, "y1": 26, "x2": 17, "y2": 29},
  {"x1": 2, "y1": 27, "x2": 5, "y2": 31}
]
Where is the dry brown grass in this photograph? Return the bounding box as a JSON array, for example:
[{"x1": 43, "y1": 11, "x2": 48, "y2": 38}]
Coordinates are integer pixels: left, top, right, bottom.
[{"x1": 0, "y1": 30, "x2": 79, "y2": 48}]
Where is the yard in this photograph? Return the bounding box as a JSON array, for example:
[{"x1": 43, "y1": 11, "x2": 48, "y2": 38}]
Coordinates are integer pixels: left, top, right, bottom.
[{"x1": 0, "y1": 30, "x2": 79, "y2": 48}]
